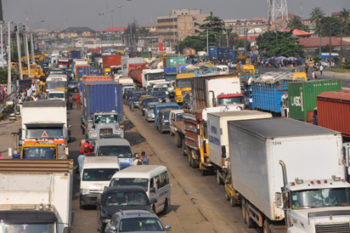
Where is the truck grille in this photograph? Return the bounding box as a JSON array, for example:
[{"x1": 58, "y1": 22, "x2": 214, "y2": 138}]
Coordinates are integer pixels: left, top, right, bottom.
[
  {"x1": 315, "y1": 223, "x2": 350, "y2": 233},
  {"x1": 100, "y1": 128, "x2": 113, "y2": 136}
]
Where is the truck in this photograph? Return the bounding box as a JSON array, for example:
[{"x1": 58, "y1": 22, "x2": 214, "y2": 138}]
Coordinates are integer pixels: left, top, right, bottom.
[
  {"x1": 46, "y1": 75, "x2": 68, "y2": 93},
  {"x1": 228, "y1": 118, "x2": 350, "y2": 233},
  {"x1": 102, "y1": 55, "x2": 121, "y2": 68},
  {"x1": 21, "y1": 100, "x2": 69, "y2": 157},
  {"x1": 82, "y1": 81, "x2": 123, "y2": 124},
  {"x1": 175, "y1": 73, "x2": 197, "y2": 104},
  {"x1": 15, "y1": 142, "x2": 64, "y2": 159},
  {"x1": 207, "y1": 110, "x2": 272, "y2": 184},
  {"x1": 0, "y1": 159, "x2": 73, "y2": 233},
  {"x1": 141, "y1": 69, "x2": 165, "y2": 88}
]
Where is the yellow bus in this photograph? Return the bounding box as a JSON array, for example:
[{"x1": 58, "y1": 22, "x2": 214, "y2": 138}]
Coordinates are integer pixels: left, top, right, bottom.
[{"x1": 175, "y1": 73, "x2": 197, "y2": 104}]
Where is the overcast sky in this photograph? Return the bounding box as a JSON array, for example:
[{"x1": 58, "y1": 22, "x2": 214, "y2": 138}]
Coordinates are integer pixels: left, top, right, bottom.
[{"x1": 3, "y1": 0, "x2": 350, "y2": 30}]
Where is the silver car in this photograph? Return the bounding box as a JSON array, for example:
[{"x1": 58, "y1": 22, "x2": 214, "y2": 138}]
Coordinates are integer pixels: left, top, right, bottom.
[
  {"x1": 145, "y1": 102, "x2": 158, "y2": 122},
  {"x1": 105, "y1": 210, "x2": 171, "y2": 233}
]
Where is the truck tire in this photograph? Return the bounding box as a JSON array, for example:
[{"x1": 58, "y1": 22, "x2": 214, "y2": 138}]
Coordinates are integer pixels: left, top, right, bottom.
[
  {"x1": 245, "y1": 202, "x2": 254, "y2": 228},
  {"x1": 216, "y1": 171, "x2": 223, "y2": 185},
  {"x1": 175, "y1": 133, "x2": 182, "y2": 148},
  {"x1": 263, "y1": 219, "x2": 271, "y2": 233},
  {"x1": 230, "y1": 197, "x2": 235, "y2": 207}
]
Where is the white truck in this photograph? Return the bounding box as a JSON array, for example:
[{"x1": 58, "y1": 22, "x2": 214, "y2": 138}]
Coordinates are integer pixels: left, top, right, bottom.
[
  {"x1": 141, "y1": 69, "x2": 165, "y2": 88},
  {"x1": 0, "y1": 159, "x2": 73, "y2": 233},
  {"x1": 207, "y1": 110, "x2": 272, "y2": 184},
  {"x1": 21, "y1": 100, "x2": 69, "y2": 156},
  {"x1": 228, "y1": 118, "x2": 350, "y2": 233}
]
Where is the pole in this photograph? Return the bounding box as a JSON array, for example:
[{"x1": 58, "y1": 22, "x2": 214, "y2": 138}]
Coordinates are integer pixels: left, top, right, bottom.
[
  {"x1": 16, "y1": 24, "x2": 23, "y2": 80},
  {"x1": 30, "y1": 32, "x2": 35, "y2": 64},
  {"x1": 226, "y1": 28, "x2": 229, "y2": 48},
  {"x1": 0, "y1": 23, "x2": 3, "y2": 68},
  {"x1": 24, "y1": 26, "x2": 31, "y2": 77},
  {"x1": 7, "y1": 21, "x2": 11, "y2": 95}
]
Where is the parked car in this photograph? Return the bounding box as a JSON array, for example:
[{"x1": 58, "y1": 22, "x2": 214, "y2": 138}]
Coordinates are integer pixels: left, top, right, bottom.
[
  {"x1": 97, "y1": 186, "x2": 154, "y2": 233},
  {"x1": 105, "y1": 210, "x2": 171, "y2": 233}
]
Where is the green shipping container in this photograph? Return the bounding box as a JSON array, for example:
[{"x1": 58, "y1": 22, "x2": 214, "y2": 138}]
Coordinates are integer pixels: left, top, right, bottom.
[
  {"x1": 166, "y1": 56, "x2": 187, "y2": 68},
  {"x1": 288, "y1": 80, "x2": 342, "y2": 121},
  {"x1": 138, "y1": 52, "x2": 152, "y2": 58}
]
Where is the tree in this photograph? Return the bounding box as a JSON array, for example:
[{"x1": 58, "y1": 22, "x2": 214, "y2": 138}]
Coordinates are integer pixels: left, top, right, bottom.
[
  {"x1": 136, "y1": 27, "x2": 149, "y2": 36},
  {"x1": 320, "y1": 16, "x2": 342, "y2": 67},
  {"x1": 310, "y1": 7, "x2": 325, "y2": 55},
  {"x1": 176, "y1": 36, "x2": 206, "y2": 53},
  {"x1": 256, "y1": 31, "x2": 304, "y2": 58},
  {"x1": 339, "y1": 8, "x2": 349, "y2": 65},
  {"x1": 288, "y1": 16, "x2": 309, "y2": 32},
  {"x1": 199, "y1": 13, "x2": 225, "y2": 48}
]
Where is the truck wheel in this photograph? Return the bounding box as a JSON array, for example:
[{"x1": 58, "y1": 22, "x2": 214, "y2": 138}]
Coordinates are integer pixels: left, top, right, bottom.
[
  {"x1": 263, "y1": 219, "x2": 271, "y2": 233},
  {"x1": 216, "y1": 171, "x2": 223, "y2": 185},
  {"x1": 242, "y1": 199, "x2": 247, "y2": 224},
  {"x1": 245, "y1": 202, "x2": 254, "y2": 228},
  {"x1": 175, "y1": 133, "x2": 182, "y2": 148},
  {"x1": 79, "y1": 196, "x2": 84, "y2": 209},
  {"x1": 230, "y1": 197, "x2": 235, "y2": 207}
]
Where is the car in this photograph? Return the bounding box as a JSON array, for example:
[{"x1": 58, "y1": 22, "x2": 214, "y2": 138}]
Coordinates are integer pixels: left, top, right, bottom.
[
  {"x1": 105, "y1": 210, "x2": 171, "y2": 233},
  {"x1": 157, "y1": 109, "x2": 171, "y2": 133},
  {"x1": 97, "y1": 186, "x2": 154, "y2": 233},
  {"x1": 169, "y1": 109, "x2": 184, "y2": 136},
  {"x1": 145, "y1": 102, "x2": 158, "y2": 122},
  {"x1": 68, "y1": 80, "x2": 78, "y2": 92},
  {"x1": 140, "y1": 97, "x2": 159, "y2": 116}
]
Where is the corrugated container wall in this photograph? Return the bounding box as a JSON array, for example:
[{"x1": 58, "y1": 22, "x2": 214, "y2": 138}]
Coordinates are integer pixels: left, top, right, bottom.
[
  {"x1": 208, "y1": 46, "x2": 218, "y2": 58},
  {"x1": 252, "y1": 81, "x2": 288, "y2": 113},
  {"x1": 166, "y1": 57, "x2": 186, "y2": 68},
  {"x1": 288, "y1": 80, "x2": 342, "y2": 121},
  {"x1": 70, "y1": 50, "x2": 81, "y2": 59},
  {"x1": 102, "y1": 55, "x2": 121, "y2": 68},
  {"x1": 82, "y1": 81, "x2": 123, "y2": 123},
  {"x1": 317, "y1": 90, "x2": 350, "y2": 136}
]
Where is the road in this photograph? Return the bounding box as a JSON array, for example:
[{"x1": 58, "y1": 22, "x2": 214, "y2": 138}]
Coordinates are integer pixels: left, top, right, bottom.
[{"x1": 67, "y1": 102, "x2": 256, "y2": 233}]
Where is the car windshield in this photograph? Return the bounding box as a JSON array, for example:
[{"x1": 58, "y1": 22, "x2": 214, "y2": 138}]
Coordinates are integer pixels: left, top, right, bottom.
[
  {"x1": 142, "y1": 98, "x2": 158, "y2": 108},
  {"x1": 94, "y1": 114, "x2": 118, "y2": 124},
  {"x1": 0, "y1": 223, "x2": 55, "y2": 233},
  {"x1": 217, "y1": 96, "x2": 243, "y2": 105},
  {"x1": 22, "y1": 147, "x2": 56, "y2": 159},
  {"x1": 176, "y1": 79, "x2": 192, "y2": 88},
  {"x1": 48, "y1": 93, "x2": 65, "y2": 99},
  {"x1": 119, "y1": 217, "x2": 164, "y2": 232},
  {"x1": 98, "y1": 146, "x2": 132, "y2": 158},
  {"x1": 83, "y1": 168, "x2": 118, "y2": 181},
  {"x1": 105, "y1": 191, "x2": 149, "y2": 206},
  {"x1": 291, "y1": 188, "x2": 350, "y2": 209},
  {"x1": 161, "y1": 112, "x2": 170, "y2": 120},
  {"x1": 110, "y1": 178, "x2": 149, "y2": 191}
]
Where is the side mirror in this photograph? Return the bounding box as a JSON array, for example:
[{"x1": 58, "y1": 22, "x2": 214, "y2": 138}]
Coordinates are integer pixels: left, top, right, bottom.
[
  {"x1": 164, "y1": 224, "x2": 171, "y2": 231},
  {"x1": 150, "y1": 198, "x2": 157, "y2": 204},
  {"x1": 68, "y1": 125, "x2": 72, "y2": 128},
  {"x1": 107, "y1": 223, "x2": 117, "y2": 232},
  {"x1": 150, "y1": 187, "x2": 156, "y2": 193}
]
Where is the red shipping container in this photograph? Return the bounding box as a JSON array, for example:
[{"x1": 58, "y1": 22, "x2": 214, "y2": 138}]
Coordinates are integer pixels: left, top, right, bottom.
[
  {"x1": 128, "y1": 63, "x2": 145, "y2": 72},
  {"x1": 317, "y1": 90, "x2": 350, "y2": 136},
  {"x1": 159, "y1": 42, "x2": 164, "y2": 52},
  {"x1": 81, "y1": 76, "x2": 114, "y2": 82},
  {"x1": 128, "y1": 69, "x2": 142, "y2": 85},
  {"x1": 102, "y1": 55, "x2": 121, "y2": 68}
]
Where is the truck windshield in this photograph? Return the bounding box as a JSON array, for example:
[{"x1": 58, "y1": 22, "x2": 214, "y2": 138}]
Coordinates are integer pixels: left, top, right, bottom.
[
  {"x1": 95, "y1": 114, "x2": 118, "y2": 124},
  {"x1": 98, "y1": 146, "x2": 132, "y2": 158},
  {"x1": 164, "y1": 74, "x2": 176, "y2": 81},
  {"x1": 48, "y1": 93, "x2": 65, "y2": 99},
  {"x1": 22, "y1": 147, "x2": 56, "y2": 159},
  {"x1": 105, "y1": 191, "x2": 149, "y2": 206},
  {"x1": 176, "y1": 79, "x2": 192, "y2": 89},
  {"x1": 217, "y1": 96, "x2": 243, "y2": 105},
  {"x1": 291, "y1": 188, "x2": 350, "y2": 209},
  {"x1": 26, "y1": 128, "x2": 63, "y2": 139},
  {"x1": 110, "y1": 178, "x2": 149, "y2": 191},
  {"x1": 46, "y1": 81, "x2": 66, "y2": 90},
  {"x1": 0, "y1": 223, "x2": 55, "y2": 233},
  {"x1": 145, "y1": 72, "x2": 164, "y2": 81},
  {"x1": 83, "y1": 168, "x2": 119, "y2": 181}
]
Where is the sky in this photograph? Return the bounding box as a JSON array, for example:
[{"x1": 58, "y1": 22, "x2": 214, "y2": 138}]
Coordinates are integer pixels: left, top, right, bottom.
[{"x1": 3, "y1": 0, "x2": 350, "y2": 31}]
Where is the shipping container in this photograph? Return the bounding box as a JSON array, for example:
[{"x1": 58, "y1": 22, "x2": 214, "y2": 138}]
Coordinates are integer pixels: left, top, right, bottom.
[
  {"x1": 102, "y1": 55, "x2": 121, "y2": 68},
  {"x1": 76, "y1": 66, "x2": 90, "y2": 82},
  {"x1": 81, "y1": 76, "x2": 114, "y2": 82},
  {"x1": 183, "y1": 48, "x2": 196, "y2": 56},
  {"x1": 129, "y1": 69, "x2": 143, "y2": 85},
  {"x1": 317, "y1": 90, "x2": 350, "y2": 136},
  {"x1": 70, "y1": 50, "x2": 81, "y2": 59},
  {"x1": 217, "y1": 47, "x2": 236, "y2": 61},
  {"x1": 164, "y1": 67, "x2": 177, "y2": 74},
  {"x1": 166, "y1": 56, "x2": 186, "y2": 68},
  {"x1": 208, "y1": 46, "x2": 218, "y2": 58},
  {"x1": 288, "y1": 80, "x2": 342, "y2": 121},
  {"x1": 252, "y1": 81, "x2": 288, "y2": 113},
  {"x1": 82, "y1": 81, "x2": 123, "y2": 123}
]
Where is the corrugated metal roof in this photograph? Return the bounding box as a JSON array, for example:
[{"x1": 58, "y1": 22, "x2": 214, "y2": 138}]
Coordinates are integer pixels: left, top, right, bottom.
[
  {"x1": 228, "y1": 118, "x2": 339, "y2": 139},
  {"x1": 23, "y1": 100, "x2": 66, "y2": 108},
  {"x1": 209, "y1": 110, "x2": 270, "y2": 117},
  {"x1": 318, "y1": 90, "x2": 350, "y2": 102}
]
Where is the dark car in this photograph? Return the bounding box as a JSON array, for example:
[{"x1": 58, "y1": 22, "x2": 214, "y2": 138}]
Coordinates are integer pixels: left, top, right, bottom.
[
  {"x1": 97, "y1": 185, "x2": 154, "y2": 233},
  {"x1": 140, "y1": 97, "x2": 159, "y2": 116},
  {"x1": 68, "y1": 80, "x2": 78, "y2": 92},
  {"x1": 157, "y1": 109, "x2": 171, "y2": 133}
]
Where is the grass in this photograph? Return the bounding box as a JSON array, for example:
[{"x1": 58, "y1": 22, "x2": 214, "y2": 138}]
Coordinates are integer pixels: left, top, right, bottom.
[{"x1": 325, "y1": 67, "x2": 350, "y2": 73}]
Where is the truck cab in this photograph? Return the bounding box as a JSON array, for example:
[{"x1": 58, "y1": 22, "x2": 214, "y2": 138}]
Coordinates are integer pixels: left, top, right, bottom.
[
  {"x1": 18, "y1": 143, "x2": 58, "y2": 159},
  {"x1": 175, "y1": 73, "x2": 196, "y2": 104}
]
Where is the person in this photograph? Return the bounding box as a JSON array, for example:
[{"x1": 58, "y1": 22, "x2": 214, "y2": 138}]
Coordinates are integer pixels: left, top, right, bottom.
[
  {"x1": 133, "y1": 153, "x2": 143, "y2": 165},
  {"x1": 77, "y1": 149, "x2": 86, "y2": 174},
  {"x1": 76, "y1": 93, "x2": 81, "y2": 110},
  {"x1": 320, "y1": 64, "x2": 324, "y2": 76},
  {"x1": 81, "y1": 116, "x2": 87, "y2": 135},
  {"x1": 304, "y1": 63, "x2": 308, "y2": 74},
  {"x1": 82, "y1": 139, "x2": 93, "y2": 156},
  {"x1": 68, "y1": 95, "x2": 73, "y2": 110},
  {"x1": 141, "y1": 151, "x2": 149, "y2": 165},
  {"x1": 311, "y1": 71, "x2": 316, "y2": 80}
]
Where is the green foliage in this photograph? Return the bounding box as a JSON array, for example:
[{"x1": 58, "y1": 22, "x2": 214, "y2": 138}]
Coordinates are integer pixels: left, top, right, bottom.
[
  {"x1": 344, "y1": 60, "x2": 350, "y2": 69},
  {"x1": 320, "y1": 16, "x2": 342, "y2": 36},
  {"x1": 313, "y1": 56, "x2": 321, "y2": 62},
  {"x1": 0, "y1": 68, "x2": 18, "y2": 84},
  {"x1": 256, "y1": 31, "x2": 304, "y2": 58},
  {"x1": 288, "y1": 17, "x2": 309, "y2": 32},
  {"x1": 199, "y1": 14, "x2": 225, "y2": 48},
  {"x1": 310, "y1": 7, "x2": 325, "y2": 35},
  {"x1": 0, "y1": 105, "x2": 14, "y2": 121},
  {"x1": 136, "y1": 27, "x2": 149, "y2": 36},
  {"x1": 176, "y1": 36, "x2": 206, "y2": 53}
]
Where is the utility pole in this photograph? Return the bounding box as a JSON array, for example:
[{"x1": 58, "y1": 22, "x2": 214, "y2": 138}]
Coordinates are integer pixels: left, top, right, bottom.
[
  {"x1": 0, "y1": 0, "x2": 3, "y2": 22},
  {"x1": 226, "y1": 28, "x2": 229, "y2": 48},
  {"x1": 16, "y1": 24, "x2": 23, "y2": 80},
  {"x1": 7, "y1": 22, "x2": 11, "y2": 95},
  {"x1": 24, "y1": 25, "x2": 31, "y2": 77},
  {"x1": 30, "y1": 32, "x2": 35, "y2": 64},
  {"x1": 0, "y1": 23, "x2": 3, "y2": 68}
]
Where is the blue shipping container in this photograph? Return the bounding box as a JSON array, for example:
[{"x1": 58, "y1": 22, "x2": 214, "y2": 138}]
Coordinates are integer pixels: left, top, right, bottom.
[
  {"x1": 164, "y1": 67, "x2": 177, "y2": 74},
  {"x1": 77, "y1": 66, "x2": 90, "y2": 82},
  {"x1": 252, "y1": 82, "x2": 288, "y2": 113},
  {"x1": 82, "y1": 81, "x2": 123, "y2": 123},
  {"x1": 208, "y1": 46, "x2": 218, "y2": 58},
  {"x1": 71, "y1": 50, "x2": 81, "y2": 59},
  {"x1": 218, "y1": 47, "x2": 235, "y2": 61}
]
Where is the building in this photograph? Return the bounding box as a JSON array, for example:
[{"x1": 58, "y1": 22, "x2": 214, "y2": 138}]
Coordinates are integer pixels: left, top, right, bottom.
[
  {"x1": 59, "y1": 27, "x2": 96, "y2": 39},
  {"x1": 157, "y1": 9, "x2": 209, "y2": 46},
  {"x1": 299, "y1": 36, "x2": 350, "y2": 58},
  {"x1": 224, "y1": 17, "x2": 268, "y2": 37}
]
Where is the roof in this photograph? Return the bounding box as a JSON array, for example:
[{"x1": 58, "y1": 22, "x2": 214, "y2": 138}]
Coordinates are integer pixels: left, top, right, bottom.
[
  {"x1": 111, "y1": 165, "x2": 167, "y2": 179},
  {"x1": 299, "y1": 37, "x2": 350, "y2": 48},
  {"x1": 208, "y1": 110, "x2": 272, "y2": 118},
  {"x1": 61, "y1": 27, "x2": 95, "y2": 33},
  {"x1": 317, "y1": 90, "x2": 350, "y2": 103},
  {"x1": 83, "y1": 156, "x2": 120, "y2": 169},
  {"x1": 102, "y1": 27, "x2": 127, "y2": 32},
  {"x1": 292, "y1": 29, "x2": 312, "y2": 37},
  {"x1": 115, "y1": 210, "x2": 156, "y2": 219},
  {"x1": 228, "y1": 118, "x2": 339, "y2": 139},
  {"x1": 97, "y1": 138, "x2": 131, "y2": 147},
  {"x1": 23, "y1": 100, "x2": 66, "y2": 108}
]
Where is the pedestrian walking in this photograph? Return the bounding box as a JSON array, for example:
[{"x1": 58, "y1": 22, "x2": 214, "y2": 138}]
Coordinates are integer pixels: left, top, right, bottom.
[
  {"x1": 76, "y1": 93, "x2": 81, "y2": 110},
  {"x1": 81, "y1": 116, "x2": 87, "y2": 135},
  {"x1": 320, "y1": 65, "x2": 324, "y2": 76},
  {"x1": 311, "y1": 71, "x2": 317, "y2": 80},
  {"x1": 133, "y1": 153, "x2": 143, "y2": 165},
  {"x1": 68, "y1": 95, "x2": 73, "y2": 110},
  {"x1": 140, "y1": 151, "x2": 149, "y2": 165}
]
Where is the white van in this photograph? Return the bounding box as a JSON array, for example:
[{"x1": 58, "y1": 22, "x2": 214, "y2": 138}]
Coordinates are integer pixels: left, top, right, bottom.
[
  {"x1": 109, "y1": 165, "x2": 170, "y2": 214},
  {"x1": 80, "y1": 156, "x2": 120, "y2": 208}
]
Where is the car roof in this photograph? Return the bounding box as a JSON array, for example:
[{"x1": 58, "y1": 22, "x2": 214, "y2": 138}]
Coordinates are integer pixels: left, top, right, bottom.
[
  {"x1": 146, "y1": 102, "x2": 158, "y2": 107},
  {"x1": 104, "y1": 185, "x2": 147, "y2": 193},
  {"x1": 111, "y1": 165, "x2": 167, "y2": 179},
  {"x1": 170, "y1": 109, "x2": 184, "y2": 114},
  {"x1": 83, "y1": 156, "x2": 120, "y2": 169},
  {"x1": 114, "y1": 210, "x2": 158, "y2": 220},
  {"x1": 97, "y1": 138, "x2": 131, "y2": 147}
]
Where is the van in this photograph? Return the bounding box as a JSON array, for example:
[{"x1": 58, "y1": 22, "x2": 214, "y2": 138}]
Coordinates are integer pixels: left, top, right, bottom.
[
  {"x1": 109, "y1": 165, "x2": 170, "y2": 214},
  {"x1": 169, "y1": 109, "x2": 184, "y2": 136},
  {"x1": 80, "y1": 156, "x2": 120, "y2": 208}
]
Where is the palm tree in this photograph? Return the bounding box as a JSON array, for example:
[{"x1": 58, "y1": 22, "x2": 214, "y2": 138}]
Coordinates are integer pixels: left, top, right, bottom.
[
  {"x1": 339, "y1": 8, "x2": 349, "y2": 66},
  {"x1": 310, "y1": 7, "x2": 325, "y2": 56}
]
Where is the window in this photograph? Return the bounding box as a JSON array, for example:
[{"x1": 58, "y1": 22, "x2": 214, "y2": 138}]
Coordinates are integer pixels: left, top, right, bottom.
[
  {"x1": 156, "y1": 172, "x2": 169, "y2": 189},
  {"x1": 83, "y1": 168, "x2": 118, "y2": 181}
]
